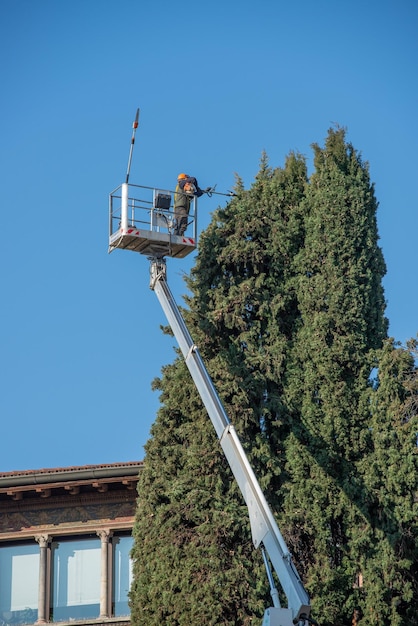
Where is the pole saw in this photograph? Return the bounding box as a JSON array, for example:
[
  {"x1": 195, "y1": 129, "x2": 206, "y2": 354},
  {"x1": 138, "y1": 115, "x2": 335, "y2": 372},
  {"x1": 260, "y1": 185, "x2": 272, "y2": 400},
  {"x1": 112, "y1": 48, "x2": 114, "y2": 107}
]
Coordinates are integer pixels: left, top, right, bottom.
[{"x1": 205, "y1": 184, "x2": 237, "y2": 198}]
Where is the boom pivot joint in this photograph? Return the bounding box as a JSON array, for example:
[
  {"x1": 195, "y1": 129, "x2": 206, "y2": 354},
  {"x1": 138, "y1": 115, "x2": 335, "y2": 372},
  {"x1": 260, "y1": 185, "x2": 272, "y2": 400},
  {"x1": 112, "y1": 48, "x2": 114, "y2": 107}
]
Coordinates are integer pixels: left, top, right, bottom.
[{"x1": 149, "y1": 257, "x2": 167, "y2": 290}]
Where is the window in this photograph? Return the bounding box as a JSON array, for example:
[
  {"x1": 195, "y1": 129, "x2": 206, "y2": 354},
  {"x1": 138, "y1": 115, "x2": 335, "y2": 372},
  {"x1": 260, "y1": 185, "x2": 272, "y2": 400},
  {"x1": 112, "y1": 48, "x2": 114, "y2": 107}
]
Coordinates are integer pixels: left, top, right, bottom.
[
  {"x1": 0, "y1": 543, "x2": 39, "y2": 625},
  {"x1": 51, "y1": 537, "x2": 101, "y2": 621},
  {"x1": 113, "y1": 535, "x2": 133, "y2": 616},
  {"x1": 1, "y1": 532, "x2": 134, "y2": 624}
]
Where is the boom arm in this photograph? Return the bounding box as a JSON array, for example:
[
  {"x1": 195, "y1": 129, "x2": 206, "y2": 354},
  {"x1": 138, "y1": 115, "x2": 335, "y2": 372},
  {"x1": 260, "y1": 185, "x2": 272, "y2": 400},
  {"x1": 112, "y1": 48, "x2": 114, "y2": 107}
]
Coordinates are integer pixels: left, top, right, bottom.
[{"x1": 150, "y1": 259, "x2": 311, "y2": 626}]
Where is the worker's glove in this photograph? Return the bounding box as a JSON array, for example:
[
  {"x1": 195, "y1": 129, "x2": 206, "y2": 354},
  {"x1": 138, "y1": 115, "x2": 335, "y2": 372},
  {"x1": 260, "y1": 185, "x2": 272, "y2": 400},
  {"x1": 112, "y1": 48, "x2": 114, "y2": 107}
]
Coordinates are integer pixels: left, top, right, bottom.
[{"x1": 205, "y1": 187, "x2": 214, "y2": 196}]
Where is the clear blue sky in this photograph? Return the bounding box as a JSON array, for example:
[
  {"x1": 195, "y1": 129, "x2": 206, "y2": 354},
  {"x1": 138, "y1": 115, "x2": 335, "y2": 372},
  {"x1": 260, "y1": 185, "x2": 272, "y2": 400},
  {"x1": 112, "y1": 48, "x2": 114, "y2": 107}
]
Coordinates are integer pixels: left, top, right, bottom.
[{"x1": 1, "y1": 0, "x2": 416, "y2": 472}]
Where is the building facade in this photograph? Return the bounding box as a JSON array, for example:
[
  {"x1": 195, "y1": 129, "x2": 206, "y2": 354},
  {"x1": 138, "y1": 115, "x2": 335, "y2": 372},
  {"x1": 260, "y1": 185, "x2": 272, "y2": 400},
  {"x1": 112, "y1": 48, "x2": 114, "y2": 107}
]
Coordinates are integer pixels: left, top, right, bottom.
[{"x1": 0, "y1": 462, "x2": 142, "y2": 626}]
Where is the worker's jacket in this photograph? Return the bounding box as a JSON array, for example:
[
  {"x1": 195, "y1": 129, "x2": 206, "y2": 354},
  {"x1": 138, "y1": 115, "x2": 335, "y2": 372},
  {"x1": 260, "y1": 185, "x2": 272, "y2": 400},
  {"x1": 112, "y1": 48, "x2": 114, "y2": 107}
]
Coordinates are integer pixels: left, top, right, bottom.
[
  {"x1": 174, "y1": 177, "x2": 204, "y2": 211},
  {"x1": 174, "y1": 181, "x2": 191, "y2": 211}
]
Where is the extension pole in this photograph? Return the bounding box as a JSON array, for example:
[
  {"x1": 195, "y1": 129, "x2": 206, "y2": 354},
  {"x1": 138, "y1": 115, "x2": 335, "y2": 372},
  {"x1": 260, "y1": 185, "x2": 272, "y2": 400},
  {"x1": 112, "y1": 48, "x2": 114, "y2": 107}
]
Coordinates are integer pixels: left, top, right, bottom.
[{"x1": 125, "y1": 108, "x2": 140, "y2": 183}]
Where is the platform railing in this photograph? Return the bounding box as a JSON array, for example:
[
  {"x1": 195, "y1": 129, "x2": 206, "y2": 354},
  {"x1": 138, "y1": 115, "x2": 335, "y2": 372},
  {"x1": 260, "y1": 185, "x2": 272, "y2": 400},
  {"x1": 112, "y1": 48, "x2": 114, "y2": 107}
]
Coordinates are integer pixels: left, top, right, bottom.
[{"x1": 109, "y1": 183, "x2": 197, "y2": 240}]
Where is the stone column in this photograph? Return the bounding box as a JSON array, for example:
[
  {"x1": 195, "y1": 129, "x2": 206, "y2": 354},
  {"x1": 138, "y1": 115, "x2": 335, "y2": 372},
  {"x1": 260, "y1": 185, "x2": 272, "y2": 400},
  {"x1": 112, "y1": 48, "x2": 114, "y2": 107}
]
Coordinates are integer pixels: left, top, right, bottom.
[
  {"x1": 97, "y1": 530, "x2": 112, "y2": 618},
  {"x1": 35, "y1": 534, "x2": 50, "y2": 624}
]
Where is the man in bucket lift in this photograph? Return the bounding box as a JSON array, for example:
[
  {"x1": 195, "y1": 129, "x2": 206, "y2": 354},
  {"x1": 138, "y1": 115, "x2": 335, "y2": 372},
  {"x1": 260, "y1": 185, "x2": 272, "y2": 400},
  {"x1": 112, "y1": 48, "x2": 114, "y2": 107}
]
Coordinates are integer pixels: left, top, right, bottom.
[{"x1": 174, "y1": 173, "x2": 208, "y2": 236}]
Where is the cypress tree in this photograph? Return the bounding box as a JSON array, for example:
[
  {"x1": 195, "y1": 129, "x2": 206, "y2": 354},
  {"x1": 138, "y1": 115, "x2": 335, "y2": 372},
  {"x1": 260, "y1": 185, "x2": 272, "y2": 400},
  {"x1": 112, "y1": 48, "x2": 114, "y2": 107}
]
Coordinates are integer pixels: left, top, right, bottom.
[
  {"x1": 283, "y1": 128, "x2": 388, "y2": 624},
  {"x1": 130, "y1": 129, "x2": 408, "y2": 626}
]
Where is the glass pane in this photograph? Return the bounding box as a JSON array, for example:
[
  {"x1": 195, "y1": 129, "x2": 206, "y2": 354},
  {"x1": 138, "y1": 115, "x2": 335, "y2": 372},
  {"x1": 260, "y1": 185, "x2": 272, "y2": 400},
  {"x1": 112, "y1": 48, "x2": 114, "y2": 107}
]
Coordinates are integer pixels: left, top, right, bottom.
[
  {"x1": 51, "y1": 538, "x2": 100, "y2": 621},
  {"x1": 0, "y1": 543, "x2": 39, "y2": 625},
  {"x1": 113, "y1": 536, "x2": 133, "y2": 616}
]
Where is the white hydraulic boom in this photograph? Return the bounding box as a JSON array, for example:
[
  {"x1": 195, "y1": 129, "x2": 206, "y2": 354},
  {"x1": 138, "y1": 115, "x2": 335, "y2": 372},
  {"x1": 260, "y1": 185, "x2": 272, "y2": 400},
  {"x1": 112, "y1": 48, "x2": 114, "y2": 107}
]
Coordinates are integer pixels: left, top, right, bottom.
[{"x1": 149, "y1": 257, "x2": 312, "y2": 626}]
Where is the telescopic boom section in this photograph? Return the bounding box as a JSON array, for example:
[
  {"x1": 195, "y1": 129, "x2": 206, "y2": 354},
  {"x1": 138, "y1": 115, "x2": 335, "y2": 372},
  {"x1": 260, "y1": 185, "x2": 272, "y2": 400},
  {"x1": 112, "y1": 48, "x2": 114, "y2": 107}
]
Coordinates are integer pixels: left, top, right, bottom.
[{"x1": 149, "y1": 258, "x2": 311, "y2": 626}]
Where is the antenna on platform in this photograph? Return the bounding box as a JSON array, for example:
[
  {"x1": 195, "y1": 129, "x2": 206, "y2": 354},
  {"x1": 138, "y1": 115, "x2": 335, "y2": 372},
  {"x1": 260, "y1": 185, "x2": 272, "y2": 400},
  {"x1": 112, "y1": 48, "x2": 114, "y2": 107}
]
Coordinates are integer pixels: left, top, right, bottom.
[{"x1": 125, "y1": 108, "x2": 140, "y2": 183}]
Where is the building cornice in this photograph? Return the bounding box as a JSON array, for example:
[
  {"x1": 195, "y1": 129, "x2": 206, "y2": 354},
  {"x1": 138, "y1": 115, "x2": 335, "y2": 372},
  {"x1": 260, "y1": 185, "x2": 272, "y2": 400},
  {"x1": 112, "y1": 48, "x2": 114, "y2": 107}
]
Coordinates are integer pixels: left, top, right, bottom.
[{"x1": 0, "y1": 461, "x2": 143, "y2": 488}]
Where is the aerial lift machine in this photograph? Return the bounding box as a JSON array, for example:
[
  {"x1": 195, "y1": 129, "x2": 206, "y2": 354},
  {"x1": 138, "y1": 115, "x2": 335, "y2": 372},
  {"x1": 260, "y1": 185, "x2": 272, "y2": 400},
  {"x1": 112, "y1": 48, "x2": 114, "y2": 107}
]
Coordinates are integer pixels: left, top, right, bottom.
[{"x1": 108, "y1": 111, "x2": 314, "y2": 626}]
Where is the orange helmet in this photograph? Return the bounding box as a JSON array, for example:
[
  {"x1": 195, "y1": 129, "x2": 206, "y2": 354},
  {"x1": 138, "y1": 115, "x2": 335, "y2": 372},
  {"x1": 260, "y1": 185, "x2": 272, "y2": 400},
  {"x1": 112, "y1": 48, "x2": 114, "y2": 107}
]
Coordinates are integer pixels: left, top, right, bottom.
[{"x1": 177, "y1": 173, "x2": 187, "y2": 180}]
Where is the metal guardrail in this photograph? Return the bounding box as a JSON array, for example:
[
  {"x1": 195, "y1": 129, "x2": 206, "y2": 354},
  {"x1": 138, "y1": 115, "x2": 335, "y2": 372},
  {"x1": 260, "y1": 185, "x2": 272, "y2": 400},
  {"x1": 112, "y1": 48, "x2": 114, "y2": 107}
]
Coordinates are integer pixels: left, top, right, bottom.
[{"x1": 109, "y1": 183, "x2": 197, "y2": 240}]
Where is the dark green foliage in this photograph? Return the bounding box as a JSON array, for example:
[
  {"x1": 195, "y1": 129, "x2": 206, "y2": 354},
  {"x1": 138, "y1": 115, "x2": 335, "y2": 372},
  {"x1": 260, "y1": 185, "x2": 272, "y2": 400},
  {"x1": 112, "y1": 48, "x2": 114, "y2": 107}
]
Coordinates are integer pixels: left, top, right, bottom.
[
  {"x1": 131, "y1": 152, "x2": 308, "y2": 625},
  {"x1": 130, "y1": 358, "x2": 268, "y2": 625},
  {"x1": 280, "y1": 128, "x2": 388, "y2": 623},
  {"x1": 187, "y1": 152, "x2": 308, "y2": 484},
  {"x1": 130, "y1": 128, "x2": 417, "y2": 626},
  {"x1": 354, "y1": 339, "x2": 418, "y2": 625}
]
